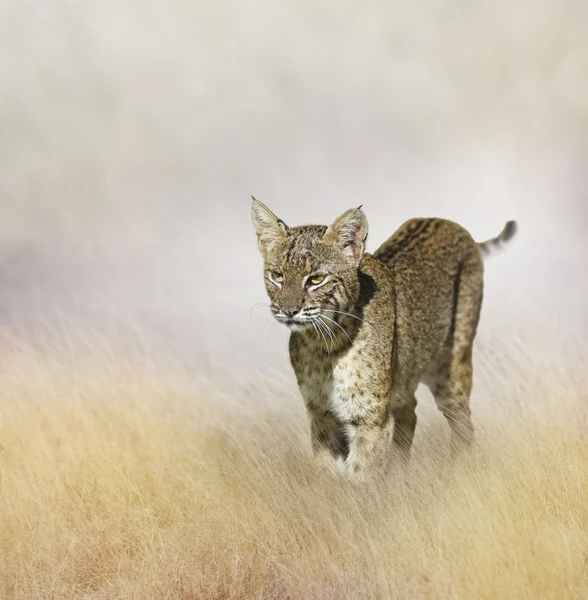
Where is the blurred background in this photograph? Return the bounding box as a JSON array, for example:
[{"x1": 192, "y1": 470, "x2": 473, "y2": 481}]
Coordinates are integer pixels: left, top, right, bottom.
[{"x1": 0, "y1": 0, "x2": 586, "y2": 377}]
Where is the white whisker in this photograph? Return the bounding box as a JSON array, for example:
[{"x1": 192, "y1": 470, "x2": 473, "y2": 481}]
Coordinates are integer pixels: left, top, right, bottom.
[
  {"x1": 320, "y1": 314, "x2": 353, "y2": 345},
  {"x1": 315, "y1": 316, "x2": 336, "y2": 353},
  {"x1": 313, "y1": 318, "x2": 332, "y2": 354},
  {"x1": 311, "y1": 321, "x2": 328, "y2": 354},
  {"x1": 321, "y1": 308, "x2": 374, "y2": 328},
  {"x1": 242, "y1": 302, "x2": 271, "y2": 317},
  {"x1": 263, "y1": 318, "x2": 276, "y2": 341},
  {"x1": 321, "y1": 318, "x2": 336, "y2": 353}
]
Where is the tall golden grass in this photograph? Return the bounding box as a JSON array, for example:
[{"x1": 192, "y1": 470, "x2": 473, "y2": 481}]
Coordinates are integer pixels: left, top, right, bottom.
[
  {"x1": 1, "y1": 0, "x2": 587, "y2": 597},
  {"x1": 2, "y1": 332, "x2": 587, "y2": 599}
]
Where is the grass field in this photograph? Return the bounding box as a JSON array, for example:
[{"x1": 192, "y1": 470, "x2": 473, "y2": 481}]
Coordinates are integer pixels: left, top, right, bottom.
[
  {"x1": 2, "y1": 331, "x2": 587, "y2": 599},
  {"x1": 1, "y1": 1, "x2": 588, "y2": 597}
]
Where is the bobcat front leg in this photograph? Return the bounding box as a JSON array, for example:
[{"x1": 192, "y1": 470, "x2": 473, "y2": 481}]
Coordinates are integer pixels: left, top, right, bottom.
[
  {"x1": 342, "y1": 400, "x2": 391, "y2": 481},
  {"x1": 307, "y1": 407, "x2": 348, "y2": 474}
]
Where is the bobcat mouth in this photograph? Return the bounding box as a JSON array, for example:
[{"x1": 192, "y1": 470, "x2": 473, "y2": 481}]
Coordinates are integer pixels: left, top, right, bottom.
[
  {"x1": 272, "y1": 309, "x2": 315, "y2": 329},
  {"x1": 279, "y1": 315, "x2": 313, "y2": 328}
]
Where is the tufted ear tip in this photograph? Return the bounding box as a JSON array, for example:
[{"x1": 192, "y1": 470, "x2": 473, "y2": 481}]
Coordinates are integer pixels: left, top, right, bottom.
[
  {"x1": 250, "y1": 198, "x2": 288, "y2": 258},
  {"x1": 324, "y1": 206, "x2": 368, "y2": 264},
  {"x1": 250, "y1": 196, "x2": 263, "y2": 216}
]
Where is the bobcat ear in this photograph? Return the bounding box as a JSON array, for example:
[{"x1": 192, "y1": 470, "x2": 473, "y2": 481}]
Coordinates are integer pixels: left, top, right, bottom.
[
  {"x1": 251, "y1": 196, "x2": 288, "y2": 258},
  {"x1": 324, "y1": 206, "x2": 368, "y2": 265}
]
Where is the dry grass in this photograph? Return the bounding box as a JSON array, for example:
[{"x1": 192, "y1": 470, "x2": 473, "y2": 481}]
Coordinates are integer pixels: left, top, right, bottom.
[
  {"x1": 1, "y1": 336, "x2": 587, "y2": 600},
  {"x1": 1, "y1": 1, "x2": 587, "y2": 598}
]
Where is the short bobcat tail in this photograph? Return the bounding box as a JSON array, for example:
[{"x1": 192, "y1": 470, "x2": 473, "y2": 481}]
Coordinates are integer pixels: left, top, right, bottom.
[{"x1": 477, "y1": 220, "x2": 518, "y2": 259}]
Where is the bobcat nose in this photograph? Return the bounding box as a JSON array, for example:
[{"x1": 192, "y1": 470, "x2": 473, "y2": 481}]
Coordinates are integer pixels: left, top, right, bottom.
[{"x1": 281, "y1": 304, "x2": 301, "y2": 318}]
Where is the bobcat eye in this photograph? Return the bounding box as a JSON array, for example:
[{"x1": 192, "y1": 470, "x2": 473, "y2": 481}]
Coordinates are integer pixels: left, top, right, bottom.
[
  {"x1": 270, "y1": 271, "x2": 284, "y2": 284},
  {"x1": 307, "y1": 274, "x2": 326, "y2": 287}
]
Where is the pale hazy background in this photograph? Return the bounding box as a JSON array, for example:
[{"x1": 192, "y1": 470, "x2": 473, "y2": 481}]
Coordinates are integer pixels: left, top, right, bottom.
[{"x1": 1, "y1": 0, "x2": 587, "y2": 379}]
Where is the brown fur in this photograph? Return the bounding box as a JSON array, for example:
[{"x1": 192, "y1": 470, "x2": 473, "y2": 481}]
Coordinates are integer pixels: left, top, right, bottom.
[{"x1": 251, "y1": 198, "x2": 517, "y2": 480}]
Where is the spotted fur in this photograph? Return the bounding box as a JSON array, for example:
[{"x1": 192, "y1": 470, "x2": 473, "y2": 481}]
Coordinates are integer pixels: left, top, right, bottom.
[{"x1": 251, "y1": 198, "x2": 517, "y2": 481}]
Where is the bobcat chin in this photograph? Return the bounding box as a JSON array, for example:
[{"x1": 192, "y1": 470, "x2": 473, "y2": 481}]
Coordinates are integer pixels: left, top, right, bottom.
[{"x1": 251, "y1": 197, "x2": 517, "y2": 481}]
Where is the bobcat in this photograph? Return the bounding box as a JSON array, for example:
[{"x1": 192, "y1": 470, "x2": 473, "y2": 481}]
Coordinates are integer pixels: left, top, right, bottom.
[{"x1": 251, "y1": 198, "x2": 517, "y2": 480}]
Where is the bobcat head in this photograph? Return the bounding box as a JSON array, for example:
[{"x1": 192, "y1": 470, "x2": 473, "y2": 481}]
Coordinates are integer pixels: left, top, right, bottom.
[{"x1": 251, "y1": 197, "x2": 368, "y2": 331}]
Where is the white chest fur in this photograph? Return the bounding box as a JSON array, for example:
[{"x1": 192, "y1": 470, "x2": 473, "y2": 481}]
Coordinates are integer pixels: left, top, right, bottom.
[{"x1": 297, "y1": 340, "x2": 372, "y2": 423}]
